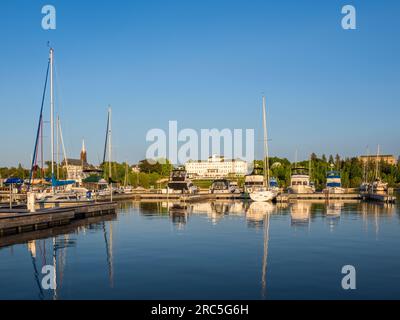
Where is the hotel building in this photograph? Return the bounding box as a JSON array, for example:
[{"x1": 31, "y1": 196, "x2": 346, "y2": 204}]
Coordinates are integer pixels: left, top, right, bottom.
[{"x1": 185, "y1": 155, "x2": 249, "y2": 179}]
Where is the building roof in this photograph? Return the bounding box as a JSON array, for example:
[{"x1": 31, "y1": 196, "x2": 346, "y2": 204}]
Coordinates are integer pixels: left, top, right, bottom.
[
  {"x1": 61, "y1": 159, "x2": 89, "y2": 167},
  {"x1": 359, "y1": 155, "x2": 394, "y2": 158},
  {"x1": 186, "y1": 158, "x2": 246, "y2": 163}
]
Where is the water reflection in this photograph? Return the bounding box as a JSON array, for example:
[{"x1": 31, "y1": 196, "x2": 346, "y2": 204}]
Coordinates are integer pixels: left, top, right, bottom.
[
  {"x1": 169, "y1": 203, "x2": 192, "y2": 228},
  {"x1": 0, "y1": 214, "x2": 116, "y2": 300},
  {"x1": 0, "y1": 199, "x2": 399, "y2": 300},
  {"x1": 326, "y1": 202, "x2": 343, "y2": 230},
  {"x1": 134, "y1": 200, "x2": 398, "y2": 231},
  {"x1": 246, "y1": 202, "x2": 275, "y2": 229},
  {"x1": 290, "y1": 201, "x2": 311, "y2": 226}
]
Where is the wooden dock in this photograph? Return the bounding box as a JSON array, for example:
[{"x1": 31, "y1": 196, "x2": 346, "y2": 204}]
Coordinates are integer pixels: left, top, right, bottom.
[
  {"x1": 136, "y1": 192, "x2": 247, "y2": 202},
  {"x1": 276, "y1": 192, "x2": 362, "y2": 202},
  {"x1": 361, "y1": 192, "x2": 396, "y2": 203},
  {"x1": 0, "y1": 213, "x2": 116, "y2": 248},
  {"x1": 97, "y1": 191, "x2": 396, "y2": 204},
  {"x1": 0, "y1": 202, "x2": 117, "y2": 237}
]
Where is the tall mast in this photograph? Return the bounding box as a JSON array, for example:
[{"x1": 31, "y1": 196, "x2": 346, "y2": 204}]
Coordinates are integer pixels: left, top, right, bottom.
[
  {"x1": 124, "y1": 162, "x2": 128, "y2": 187},
  {"x1": 56, "y1": 116, "x2": 60, "y2": 179},
  {"x1": 108, "y1": 107, "x2": 112, "y2": 180},
  {"x1": 41, "y1": 116, "x2": 44, "y2": 179},
  {"x1": 50, "y1": 48, "x2": 55, "y2": 189},
  {"x1": 262, "y1": 96, "x2": 270, "y2": 187},
  {"x1": 108, "y1": 106, "x2": 113, "y2": 202},
  {"x1": 59, "y1": 119, "x2": 69, "y2": 179},
  {"x1": 363, "y1": 146, "x2": 369, "y2": 183},
  {"x1": 375, "y1": 145, "x2": 380, "y2": 180}
]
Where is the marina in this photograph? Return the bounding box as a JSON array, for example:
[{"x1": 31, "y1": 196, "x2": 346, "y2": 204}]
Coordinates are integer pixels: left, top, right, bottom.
[
  {"x1": 0, "y1": 0, "x2": 399, "y2": 304},
  {"x1": 0, "y1": 199, "x2": 399, "y2": 300},
  {"x1": 0, "y1": 189, "x2": 394, "y2": 238},
  {"x1": 0, "y1": 202, "x2": 117, "y2": 237}
]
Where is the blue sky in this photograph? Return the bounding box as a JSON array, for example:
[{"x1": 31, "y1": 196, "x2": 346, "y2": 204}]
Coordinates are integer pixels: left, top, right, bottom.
[{"x1": 0, "y1": 0, "x2": 399, "y2": 167}]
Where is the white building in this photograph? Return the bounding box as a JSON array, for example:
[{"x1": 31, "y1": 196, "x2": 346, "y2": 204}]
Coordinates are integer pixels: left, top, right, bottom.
[{"x1": 185, "y1": 155, "x2": 249, "y2": 179}]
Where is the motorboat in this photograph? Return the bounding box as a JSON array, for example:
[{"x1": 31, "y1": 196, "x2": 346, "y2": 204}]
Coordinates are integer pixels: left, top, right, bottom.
[
  {"x1": 287, "y1": 167, "x2": 315, "y2": 194},
  {"x1": 323, "y1": 170, "x2": 345, "y2": 194},
  {"x1": 167, "y1": 168, "x2": 198, "y2": 194}
]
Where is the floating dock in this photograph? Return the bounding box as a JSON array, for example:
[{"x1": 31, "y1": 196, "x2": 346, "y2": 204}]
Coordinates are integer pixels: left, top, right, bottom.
[
  {"x1": 0, "y1": 212, "x2": 116, "y2": 248},
  {"x1": 135, "y1": 192, "x2": 247, "y2": 202},
  {"x1": 0, "y1": 202, "x2": 117, "y2": 237},
  {"x1": 276, "y1": 193, "x2": 362, "y2": 202},
  {"x1": 361, "y1": 192, "x2": 396, "y2": 204}
]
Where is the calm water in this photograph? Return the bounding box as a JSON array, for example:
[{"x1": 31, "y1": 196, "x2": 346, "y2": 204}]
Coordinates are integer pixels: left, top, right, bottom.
[{"x1": 0, "y1": 198, "x2": 399, "y2": 300}]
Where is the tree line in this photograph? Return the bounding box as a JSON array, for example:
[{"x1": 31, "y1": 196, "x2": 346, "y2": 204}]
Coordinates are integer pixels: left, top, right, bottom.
[
  {"x1": 1, "y1": 154, "x2": 399, "y2": 190},
  {"x1": 259, "y1": 153, "x2": 400, "y2": 190}
]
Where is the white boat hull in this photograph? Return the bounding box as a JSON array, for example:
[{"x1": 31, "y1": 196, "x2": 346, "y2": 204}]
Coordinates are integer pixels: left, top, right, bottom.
[
  {"x1": 249, "y1": 189, "x2": 277, "y2": 202},
  {"x1": 324, "y1": 187, "x2": 345, "y2": 194},
  {"x1": 288, "y1": 185, "x2": 315, "y2": 194}
]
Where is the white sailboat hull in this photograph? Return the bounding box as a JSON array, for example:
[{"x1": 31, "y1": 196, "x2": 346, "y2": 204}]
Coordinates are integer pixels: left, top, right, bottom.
[{"x1": 249, "y1": 189, "x2": 277, "y2": 202}]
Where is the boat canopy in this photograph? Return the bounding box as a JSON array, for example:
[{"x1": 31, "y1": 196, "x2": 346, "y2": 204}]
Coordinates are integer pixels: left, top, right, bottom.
[
  {"x1": 327, "y1": 170, "x2": 340, "y2": 178},
  {"x1": 326, "y1": 171, "x2": 341, "y2": 187},
  {"x1": 4, "y1": 178, "x2": 24, "y2": 185},
  {"x1": 269, "y1": 178, "x2": 279, "y2": 187},
  {"x1": 51, "y1": 176, "x2": 75, "y2": 187}
]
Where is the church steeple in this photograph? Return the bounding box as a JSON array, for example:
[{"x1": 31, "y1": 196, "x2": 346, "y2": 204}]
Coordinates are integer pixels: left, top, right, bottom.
[{"x1": 80, "y1": 139, "x2": 87, "y2": 164}]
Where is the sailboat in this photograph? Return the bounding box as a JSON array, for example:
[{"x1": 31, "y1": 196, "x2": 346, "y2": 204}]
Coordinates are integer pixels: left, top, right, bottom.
[
  {"x1": 97, "y1": 107, "x2": 117, "y2": 200},
  {"x1": 29, "y1": 48, "x2": 92, "y2": 205},
  {"x1": 370, "y1": 145, "x2": 388, "y2": 193},
  {"x1": 359, "y1": 147, "x2": 370, "y2": 192},
  {"x1": 249, "y1": 96, "x2": 278, "y2": 202}
]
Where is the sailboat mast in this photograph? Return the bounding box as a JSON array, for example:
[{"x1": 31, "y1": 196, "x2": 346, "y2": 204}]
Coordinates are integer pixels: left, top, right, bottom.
[
  {"x1": 56, "y1": 116, "x2": 60, "y2": 179},
  {"x1": 50, "y1": 48, "x2": 55, "y2": 189},
  {"x1": 363, "y1": 146, "x2": 369, "y2": 183},
  {"x1": 124, "y1": 162, "x2": 128, "y2": 187},
  {"x1": 108, "y1": 107, "x2": 112, "y2": 180},
  {"x1": 59, "y1": 119, "x2": 69, "y2": 179},
  {"x1": 375, "y1": 145, "x2": 380, "y2": 180},
  {"x1": 262, "y1": 96, "x2": 270, "y2": 187},
  {"x1": 108, "y1": 107, "x2": 113, "y2": 202},
  {"x1": 41, "y1": 116, "x2": 44, "y2": 179}
]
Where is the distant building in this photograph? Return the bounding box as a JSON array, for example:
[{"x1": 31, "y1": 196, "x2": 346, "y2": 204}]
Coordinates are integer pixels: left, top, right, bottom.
[
  {"x1": 358, "y1": 154, "x2": 397, "y2": 165},
  {"x1": 61, "y1": 140, "x2": 92, "y2": 183},
  {"x1": 185, "y1": 155, "x2": 248, "y2": 179},
  {"x1": 131, "y1": 165, "x2": 141, "y2": 173}
]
